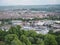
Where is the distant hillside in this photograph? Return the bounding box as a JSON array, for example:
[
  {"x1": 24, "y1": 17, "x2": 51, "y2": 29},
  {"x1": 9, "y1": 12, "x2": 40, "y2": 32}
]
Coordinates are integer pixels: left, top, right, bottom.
[{"x1": 0, "y1": 5, "x2": 60, "y2": 12}]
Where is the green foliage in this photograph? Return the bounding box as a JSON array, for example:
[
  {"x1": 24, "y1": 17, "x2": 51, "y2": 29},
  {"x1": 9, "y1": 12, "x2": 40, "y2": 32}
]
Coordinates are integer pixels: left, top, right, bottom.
[
  {"x1": 5, "y1": 34, "x2": 18, "y2": 45},
  {"x1": 8, "y1": 25, "x2": 22, "y2": 38},
  {"x1": 19, "y1": 30, "x2": 29, "y2": 36},
  {"x1": 56, "y1": 35, "x2": 60, "y2": 45},
  {"x1": 28, "y1": 37, "x2": 35, "y2": 44},
  {"x1": 48, "y1": 30, "x2": 54, "y2": 34},
  {"x1": 16, "y1": 25, "x2": 21, "y2": 30},
  {"x1": 36, "y1": 38, "x2": 44, "y2": 45},
  {"x1": 28, "y1": 30, "x2": 37, "y2": 37},
  {"x1": 0, "y1": 25, "x2": 60, "y2": 45},
  {"x1": 37, "y1": 34, "x2": 44, "y2": 39},
  {"x1": 53, "y1": 31, "x2": 60, "y2": 36},
  {"x1": 11, "y1": 38, "x2": 22, "y2": 45},
  {"x1": 8, "y1": 26, "x2": 17, "y2": 34},
  {"x1": 44, "y1": 34, "x2": 57, "y2": 45},
  {"x1": 0, "y1": 30, "x2": 6, "y2": 41},
  {"x1": 20, "y1": 35, "x2": 31, "y2": 45}
]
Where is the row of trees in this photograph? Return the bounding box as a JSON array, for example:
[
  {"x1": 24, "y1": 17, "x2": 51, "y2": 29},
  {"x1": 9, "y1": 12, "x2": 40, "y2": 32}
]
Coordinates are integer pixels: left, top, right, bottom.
[
  {"x1": 0, "y1": 15, "x2": 60, "y2": 23},
  {"x1": 0, "y1": 25, "x2": 60, "y2": 45}
]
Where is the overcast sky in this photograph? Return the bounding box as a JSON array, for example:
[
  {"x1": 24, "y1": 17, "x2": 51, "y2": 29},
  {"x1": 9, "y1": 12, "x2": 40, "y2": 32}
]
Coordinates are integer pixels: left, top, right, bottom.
[{"x1": 0, "y1": 0, "x2": 60, "y2": 6}]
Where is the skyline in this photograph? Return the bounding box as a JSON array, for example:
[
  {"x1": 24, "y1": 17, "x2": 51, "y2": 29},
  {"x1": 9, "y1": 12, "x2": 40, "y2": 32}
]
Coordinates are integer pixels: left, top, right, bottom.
[{"x1": 0, "y1": 0, "x2": 60, "y2": 6}]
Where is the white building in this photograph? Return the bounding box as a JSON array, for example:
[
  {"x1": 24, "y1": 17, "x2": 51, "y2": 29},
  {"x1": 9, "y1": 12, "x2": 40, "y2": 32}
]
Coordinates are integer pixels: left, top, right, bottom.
[
  {"x1": 11, "y1": 20, "x2": 23, "y2": 26},
  {"x1": 54, "y1": 21, "x2": 60, "y2": 24},
  {"x1": 33, "y1": 20, "x2": 44, "y2": 26},
  {"x1": 44, "y1": 20, "x2": 54, "y2": 25}
]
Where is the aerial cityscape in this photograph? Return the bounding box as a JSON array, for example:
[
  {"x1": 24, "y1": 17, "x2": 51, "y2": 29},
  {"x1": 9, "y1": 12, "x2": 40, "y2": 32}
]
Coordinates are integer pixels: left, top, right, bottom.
[{"x1": 0, "y1": 0, "x2": 60, "y2": 45}]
